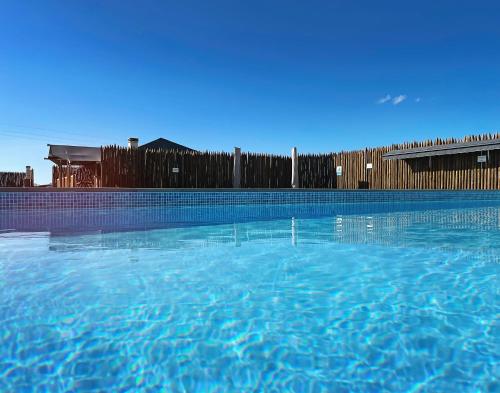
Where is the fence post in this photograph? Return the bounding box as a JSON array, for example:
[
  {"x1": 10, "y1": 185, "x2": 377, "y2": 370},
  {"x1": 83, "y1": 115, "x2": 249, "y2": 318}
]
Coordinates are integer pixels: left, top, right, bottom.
[
  {"x1": 291, "y1": 147, "x2": 299, "y2": 188},
  {"x1": 24, "y1": 166, "x2": 32, "y2": 187},
  {"x1": 233, "y1": 147, "x2": 241, "y2": 188}
]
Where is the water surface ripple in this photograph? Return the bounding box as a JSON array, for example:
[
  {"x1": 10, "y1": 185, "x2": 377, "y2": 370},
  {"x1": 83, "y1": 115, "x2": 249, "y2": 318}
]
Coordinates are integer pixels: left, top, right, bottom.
[{"x1": 0, "y1": 206, "x2": 499, "y2": 392}]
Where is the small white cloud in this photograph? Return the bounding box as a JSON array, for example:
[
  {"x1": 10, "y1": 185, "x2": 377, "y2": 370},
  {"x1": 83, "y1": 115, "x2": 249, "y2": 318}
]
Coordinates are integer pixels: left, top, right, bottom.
[
  {"x1": 392, "y1": 95, "x2": 407, "y2": 105},
  {"x1": 415, "y1": 97, "x2": 421, "y2": 103},
  {"x1": 377, "y1": 94, "x2": 392, "y2": 104}
]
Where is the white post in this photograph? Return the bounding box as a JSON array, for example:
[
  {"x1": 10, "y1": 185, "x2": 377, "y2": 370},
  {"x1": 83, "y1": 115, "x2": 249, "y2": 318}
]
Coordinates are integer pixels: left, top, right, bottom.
[
  {"x1": 291, "y1": 147, "x2": 299, "y2": 188},
  {"x1": 233, "y1": 147, "x2": 241, "y2": 188}
]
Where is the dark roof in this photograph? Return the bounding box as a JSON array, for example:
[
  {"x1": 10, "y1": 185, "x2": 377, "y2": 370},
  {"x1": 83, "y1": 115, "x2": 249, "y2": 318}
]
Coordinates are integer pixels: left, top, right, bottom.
[
  {"x1": 46, "y1": 144, "x2": 101, "y2": 164},
  {"x1": 383, "y1": 138, "x2": 500, "y2": 160},
  {"x1": 139, "y1": 138, "x2": 196, "y2": 152}
]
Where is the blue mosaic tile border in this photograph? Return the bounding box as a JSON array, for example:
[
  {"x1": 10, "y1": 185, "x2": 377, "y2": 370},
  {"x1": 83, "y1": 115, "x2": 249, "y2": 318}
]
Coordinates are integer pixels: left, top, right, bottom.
[
  {"x1": 2, "y1": 200, "x2": 499, "y2": 233},
  {"x1": 2, "y1": 189, "x2": 500, "y2": 210}
]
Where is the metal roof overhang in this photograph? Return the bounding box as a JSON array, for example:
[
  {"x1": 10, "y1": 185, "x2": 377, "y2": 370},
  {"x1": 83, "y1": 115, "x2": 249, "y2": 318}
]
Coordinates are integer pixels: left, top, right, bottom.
[
  {"x1": 45, "y1": 144, "x2": 101, "y2": 165},
  {"x1": 383, "y1": 139, "x2": 500, "y2": 160}
]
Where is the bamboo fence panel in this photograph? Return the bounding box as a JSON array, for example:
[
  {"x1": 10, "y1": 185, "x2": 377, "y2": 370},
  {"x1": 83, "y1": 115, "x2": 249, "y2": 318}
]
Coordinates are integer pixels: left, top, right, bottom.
[
  {"x1": 240, "y1": 153, "x2": 291, "y2": 188},
  {"x1": 0, "y1": 172, "x2": 25, "y2": 187},
  {"x1": 298, "y1": 154, "x2": 335, "y2": 188},
  {"x1": 332, "y1": 133, "x2": 500, "y2": 190},
  {"x1": 101, "y1": 146, "x2": 233, "y2": 188}
]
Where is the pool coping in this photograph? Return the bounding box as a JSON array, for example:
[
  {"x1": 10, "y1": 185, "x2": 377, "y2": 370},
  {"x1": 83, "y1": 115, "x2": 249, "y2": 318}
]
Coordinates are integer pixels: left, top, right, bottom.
[{"x1": 2, "y1": 188, "x2": 500, "y2": 210}]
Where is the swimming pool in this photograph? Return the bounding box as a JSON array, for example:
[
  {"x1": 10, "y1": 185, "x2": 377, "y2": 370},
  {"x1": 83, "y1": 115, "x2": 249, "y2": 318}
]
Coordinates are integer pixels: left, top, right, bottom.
[{"x1": 0, "y1": 191, "x2": 498, "y2": 392}]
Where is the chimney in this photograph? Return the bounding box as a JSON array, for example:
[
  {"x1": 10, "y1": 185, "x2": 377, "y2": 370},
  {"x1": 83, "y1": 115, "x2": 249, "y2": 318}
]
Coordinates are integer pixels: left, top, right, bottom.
[
  {"x1": 24, "y1": 166, "x2": 33, "y2": 187},
  {"x1": 128, "y1": 137, "x2": 139, "y2": 149}
]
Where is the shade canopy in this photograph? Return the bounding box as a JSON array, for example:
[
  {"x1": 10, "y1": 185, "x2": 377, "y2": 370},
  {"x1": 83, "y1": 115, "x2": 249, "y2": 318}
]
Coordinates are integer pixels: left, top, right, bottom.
[
  {"x1": 383, "y1": 138, "x2": 500, "y2": 160},
  {"x1": 46, "y1": 144, "x2": 101, "y2": 165}
]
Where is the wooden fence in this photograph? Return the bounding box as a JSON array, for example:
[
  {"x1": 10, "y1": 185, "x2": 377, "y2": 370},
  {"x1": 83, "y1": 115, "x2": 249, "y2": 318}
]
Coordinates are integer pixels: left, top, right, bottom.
[
  {"x1": 241, "y1": 153, "x2": 291, "y2": 188},
  {"x1": 99, "y1": 146, "x2": 341, "y2": 189},
  {"x1": 333, "y1": 133, "x2": 500, "y2": 189},
  {"x1": 101, "y1": 146, "x2": 233, "y2": 188},
  {"x1": 53, "y1": 133, "x2": 500, "y2": 189},
  {"x1": 298, "y1": 154, "x2": 336, "y2": 188},
  {"x1": 0, "y1": 172, "x2": 26, "y2": 187}
]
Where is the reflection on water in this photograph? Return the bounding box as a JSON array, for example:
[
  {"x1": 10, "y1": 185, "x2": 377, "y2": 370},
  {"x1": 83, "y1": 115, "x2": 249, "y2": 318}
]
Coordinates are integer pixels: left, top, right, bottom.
[
  {"x1": 2, "y1": 205, "x2": 500, "y2": 262},
  {"x1": 51, "y1": 205, "x2": 500, "y2": 257}
]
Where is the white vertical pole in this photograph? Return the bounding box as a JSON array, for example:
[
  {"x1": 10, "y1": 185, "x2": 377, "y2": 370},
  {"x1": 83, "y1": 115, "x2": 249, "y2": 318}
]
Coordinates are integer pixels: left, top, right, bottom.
[
  {"x1": 233, "y1": 147, "x2": 241, "y2": 188},
  {"x1": 291, "y1": 147, "x2": 299, "y2": 188},
  {"x1": 233, "y1": 223, "x2": 241, "y2": 247}
]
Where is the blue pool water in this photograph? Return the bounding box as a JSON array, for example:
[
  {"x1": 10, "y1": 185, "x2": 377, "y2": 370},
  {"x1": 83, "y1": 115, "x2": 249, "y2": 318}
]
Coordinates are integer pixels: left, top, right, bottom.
[{"x1": 0, "y1": 203, "x2": 499, "y2": 392}]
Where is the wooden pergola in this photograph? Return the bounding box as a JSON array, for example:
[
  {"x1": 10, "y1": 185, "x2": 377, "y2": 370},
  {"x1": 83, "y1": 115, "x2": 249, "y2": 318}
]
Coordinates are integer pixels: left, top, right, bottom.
[{"x1": 45, "y1": 144, "x2": 102, "y2": 187}]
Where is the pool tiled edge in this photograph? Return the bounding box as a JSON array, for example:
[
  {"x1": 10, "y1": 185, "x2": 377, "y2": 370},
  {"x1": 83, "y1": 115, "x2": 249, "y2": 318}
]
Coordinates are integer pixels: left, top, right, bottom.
[{"x1": 2, "y1": 189, "x2": 500, "y2": 209}]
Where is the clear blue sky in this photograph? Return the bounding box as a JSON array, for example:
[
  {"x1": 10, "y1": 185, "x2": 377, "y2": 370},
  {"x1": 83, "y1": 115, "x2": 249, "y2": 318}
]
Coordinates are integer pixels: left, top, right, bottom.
[{"x1": 1, "y1": 0, "x2": 500, "y2": 184}]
